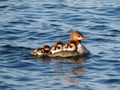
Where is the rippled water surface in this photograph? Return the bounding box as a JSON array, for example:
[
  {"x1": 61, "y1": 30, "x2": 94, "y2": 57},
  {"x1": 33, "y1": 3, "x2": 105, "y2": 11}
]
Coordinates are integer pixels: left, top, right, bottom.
[{"x1": 0, "y1": 0, "x2": 120, "y2": 90}]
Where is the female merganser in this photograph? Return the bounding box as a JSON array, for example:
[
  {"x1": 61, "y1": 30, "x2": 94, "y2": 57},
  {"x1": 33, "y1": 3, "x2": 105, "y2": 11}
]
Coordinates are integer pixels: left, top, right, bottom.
[
  {"x1": 70, "y1": 31, "x2": 88, "y2": 55},
  {"x1": 31, "y1": 30, "x2": 88, "y2": 58},
  {"x1": 49, "y1": 31, "x2": 88, "y2": 58},
  {"x1": 49, "y1": 41, "x2": 63, "y2": 54},
  {"x1": 31, "y1": 45, "x2": 50, "y2": 56}
]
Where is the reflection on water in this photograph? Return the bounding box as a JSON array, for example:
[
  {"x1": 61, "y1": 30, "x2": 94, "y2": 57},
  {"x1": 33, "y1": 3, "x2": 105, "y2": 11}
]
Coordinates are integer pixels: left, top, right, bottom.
[
  {"x1": 64, "y1": 78, "x2": 80, "y2": 87},
  {"x1": 31, "y1": 56, "x2": 87, "y2": 88},
  {"x1": 34, "y1": 56, "x2": 87, "y2": 76},
  {"x1": 71, "y1": 69, "x2": 84, "y2": 76},
  {"x1": 34, "y1": 56, "x2": 87, "y2": 88}
]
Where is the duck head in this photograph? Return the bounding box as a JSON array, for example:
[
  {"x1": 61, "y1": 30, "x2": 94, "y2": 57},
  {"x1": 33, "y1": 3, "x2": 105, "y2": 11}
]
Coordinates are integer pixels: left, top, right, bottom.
[
  {"x1": 70, "y1": 30, "x2": 87, "y2": 44},
  {"x1": 42, "y1": 45, "x2": 51, "y2": 53}
]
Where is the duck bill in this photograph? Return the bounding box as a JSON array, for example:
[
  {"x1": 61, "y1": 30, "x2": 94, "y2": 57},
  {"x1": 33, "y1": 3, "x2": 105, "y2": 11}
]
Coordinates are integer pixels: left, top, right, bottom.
[
  {"x1": 78, "y1": 37, "x2": 88, "y2": 40},
  {"x1": 81, "y1": 37, "x2": 88, "y2": 40}
]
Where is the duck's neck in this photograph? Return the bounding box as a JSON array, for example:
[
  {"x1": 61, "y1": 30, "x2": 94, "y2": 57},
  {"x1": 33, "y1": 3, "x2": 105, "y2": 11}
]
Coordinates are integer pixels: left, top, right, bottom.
[
  {"x1": 74, "y1": 40, "x2": 80, "y2": 45},
  {"x1": 75, "y1": 40, "x2": 87, "y2": 54}
]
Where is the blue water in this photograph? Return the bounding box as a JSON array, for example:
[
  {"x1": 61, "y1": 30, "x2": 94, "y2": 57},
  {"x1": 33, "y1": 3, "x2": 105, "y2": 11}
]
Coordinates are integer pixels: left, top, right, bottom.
[{"x1": 0, "y1": 0, "x2": 120, "y2": 90}]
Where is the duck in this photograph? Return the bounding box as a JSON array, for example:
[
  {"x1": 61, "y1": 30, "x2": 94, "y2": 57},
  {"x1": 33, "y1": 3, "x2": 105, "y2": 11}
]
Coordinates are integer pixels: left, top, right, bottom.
[
  {"x1": 49, "y1": 41, "x2": 63, "y2": 54},
  {"x1": 31, "y1": 45, "x2": 50, "y2": 56},
  {"x1": 49, "y1": 30, "x2": 88, "y2": 58}
]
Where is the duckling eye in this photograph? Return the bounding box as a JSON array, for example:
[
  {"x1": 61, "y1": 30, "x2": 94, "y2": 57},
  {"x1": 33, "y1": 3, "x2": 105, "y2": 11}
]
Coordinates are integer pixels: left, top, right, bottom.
[
  {"x1": 56, "y1": 46, "x2": 60, "y2": 49},
  {"x1": 70, "y1": 45, "x2": 73, "y2": 48}
]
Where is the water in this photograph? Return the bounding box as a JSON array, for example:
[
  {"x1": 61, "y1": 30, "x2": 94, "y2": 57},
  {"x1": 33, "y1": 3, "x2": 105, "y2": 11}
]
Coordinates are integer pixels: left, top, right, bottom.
[{"x1": 0, "y1": 0, "x2": 120, "y2": 90}]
